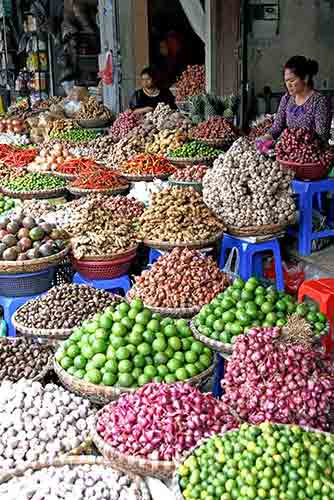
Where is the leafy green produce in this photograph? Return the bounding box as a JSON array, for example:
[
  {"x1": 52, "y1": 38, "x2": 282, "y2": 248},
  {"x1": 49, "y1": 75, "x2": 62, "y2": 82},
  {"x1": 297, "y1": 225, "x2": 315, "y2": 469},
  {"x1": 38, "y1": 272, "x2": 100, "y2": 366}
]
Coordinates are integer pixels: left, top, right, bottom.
[
  {"x1": 169, "y1": 141, "x2": 221, "y2": 159},
  {"x1": 56, "y1": 299, "x2": 212, "y2": 388},
  {"x1": 193, "y1": 277, "x2": 328, "y2": 344},
  {"x1": 178, "y1": 422, "x2": 334, "y2": 500},
  {"x1": 4, "y1": 172, "x2": 66, "y2": 192}
]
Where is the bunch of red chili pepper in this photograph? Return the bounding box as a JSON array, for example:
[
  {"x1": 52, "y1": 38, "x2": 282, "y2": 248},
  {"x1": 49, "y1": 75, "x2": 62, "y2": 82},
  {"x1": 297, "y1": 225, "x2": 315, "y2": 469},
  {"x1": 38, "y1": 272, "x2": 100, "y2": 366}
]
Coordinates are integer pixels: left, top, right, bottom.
[
  {"x1": 1, "y1": 146, "x2": 38, "y2": 168},
  {"x1": 121, "y1": 153, "x2": 176, "y2": 176},
  {"x1": 57, "y1": 158, "x2": 100, "y2": 176},
  {"x1": 71, "y1": 166, "x2": 128, "y2": 190}
]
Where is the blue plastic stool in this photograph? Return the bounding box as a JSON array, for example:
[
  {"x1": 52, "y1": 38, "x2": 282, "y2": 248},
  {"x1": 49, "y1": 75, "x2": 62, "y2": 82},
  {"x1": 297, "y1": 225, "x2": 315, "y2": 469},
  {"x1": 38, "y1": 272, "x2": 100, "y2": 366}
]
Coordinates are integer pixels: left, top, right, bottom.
[
  {"x1": 148, "y1": 248, "x2": 164, "y2": 265},
  {"x1": 219, "y1": 234, "x2": 285, "y2": 291},
  {"x1": 212, "y1": 353, "x2": 225, "y2": 398},
  {"x1": 73, "y1": 272, "x2": 131, "y2": 296},
  {"x1": 0, "y1": 293, "x2": 41, "y2": 337},
  {"x1": 290, "y1": 179, "x2": 334, "y2": 256}
]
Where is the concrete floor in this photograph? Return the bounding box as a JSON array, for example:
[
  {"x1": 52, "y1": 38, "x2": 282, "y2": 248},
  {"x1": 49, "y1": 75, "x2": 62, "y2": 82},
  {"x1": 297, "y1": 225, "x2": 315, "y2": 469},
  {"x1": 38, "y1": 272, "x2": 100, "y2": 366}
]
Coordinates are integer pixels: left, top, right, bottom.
[{"x1": 291, "y1": 244, "x2": 334, "y2": 278}]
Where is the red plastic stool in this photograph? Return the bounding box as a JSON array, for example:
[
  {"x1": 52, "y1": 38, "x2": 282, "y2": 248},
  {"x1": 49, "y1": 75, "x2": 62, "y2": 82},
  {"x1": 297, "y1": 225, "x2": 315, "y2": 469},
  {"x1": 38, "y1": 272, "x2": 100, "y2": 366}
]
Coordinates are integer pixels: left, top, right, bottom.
[{"x1": 298, "y1": 279, "x2": 334, "y2": 353}]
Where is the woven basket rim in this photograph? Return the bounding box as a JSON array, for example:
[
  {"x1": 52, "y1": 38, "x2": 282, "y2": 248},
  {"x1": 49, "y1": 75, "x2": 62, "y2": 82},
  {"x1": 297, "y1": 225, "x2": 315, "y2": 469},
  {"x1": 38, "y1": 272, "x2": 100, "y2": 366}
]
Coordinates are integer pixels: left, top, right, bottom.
[
  {"x1": 140, "y1": 231, "x2": 224, "y2": 250},
  {"x1": 166, "y1": 155, "x2": 217, "y2": 164},
  {"x1": 89, "y1": 410, "x2": 176, "y2": 479},
  {"x1": 168, "y1": 177, "x2": 203, "y2": 187},
  {"x1": 77, "y1": 118, "x2": 111, "y2": 128},
  {"x1": 54, "y1": 359, "x2": 214, "y2": 405},
  {"x1": 1, "y1": 186, "x2": 67, "y2": 200},
  {"x1": 53, "y1": 171, "x2": 77, "y2": 181},
  {"x1": 68, "y1": 185, "x2": 129, "y2": 196},
  {"x1": 0, "y1": 246, "x2": 70, "y2": 275},
  {"x1": 0, "y1": 455, "x2": 151, "y2": 498},
  {"x1": 118, "y1": 172, "x2": 170, "y2": 182},
  {"x1": 277, "y1": 158, "x2": 325, "y2": 167},
  {"x1": 71, "y1": 245, "x2": 138, "y2": 262},
  {"x1": 190, "y1": 136, "x2": 234, "y2": 147},
  {"x1": 190, "y1": 320, "x2": 234, "y2": 354},
  {"x1": 127, "y1": 289, "x2": 202, "y2": 318},
  {"x1": 225, "y1": 222, "x2": 287, "y2": 237}
]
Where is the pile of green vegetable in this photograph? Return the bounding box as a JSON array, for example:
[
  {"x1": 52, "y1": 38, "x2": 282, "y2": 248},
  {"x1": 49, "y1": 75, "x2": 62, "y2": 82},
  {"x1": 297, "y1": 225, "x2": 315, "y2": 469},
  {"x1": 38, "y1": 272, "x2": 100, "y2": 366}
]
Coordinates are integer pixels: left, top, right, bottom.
[
  {"x1": 3, "y1": 173, "x2": 67, "y2": 193},
  {"x1": 56, "y1": 299, "x2": 212, "y2": 388},
  {"x1": 0, "y1": 194, "x2": 15, "y2": 214},
  {"x1": 178, "y1": 422, "x2": 334, "y2": 500},
  {"x1": 49, "y1": 129, "x2": 100, "y2": 143},
  {"x1": 169, "y1": 141, "x2": 221, "y2": 159},
  {"x1": 193, "y1": 277, "x2": 328, "y2": 345}
]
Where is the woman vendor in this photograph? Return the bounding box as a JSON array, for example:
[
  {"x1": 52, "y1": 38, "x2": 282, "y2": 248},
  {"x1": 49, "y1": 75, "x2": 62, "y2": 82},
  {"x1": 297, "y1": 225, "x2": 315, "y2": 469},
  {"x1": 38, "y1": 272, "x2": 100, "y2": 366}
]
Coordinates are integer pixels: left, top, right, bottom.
[
  {"x1": 129, "y1": 67, "x2": 176, "y2": 115},
  {"x1": 266, "y1": 56, "x2": 332, "y2": 143}
]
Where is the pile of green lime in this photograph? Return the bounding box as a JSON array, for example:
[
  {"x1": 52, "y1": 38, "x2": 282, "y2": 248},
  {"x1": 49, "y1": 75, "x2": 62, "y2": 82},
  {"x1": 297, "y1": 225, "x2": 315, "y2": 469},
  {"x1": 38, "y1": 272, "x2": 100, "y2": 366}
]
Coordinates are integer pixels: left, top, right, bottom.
[
  {"x1": 0, "y1": 194, "x2": 15, "y2": 214},
  {"x1": 56, "y1": 299, "x2": 212, "y2": 388},
  {"x1": 193, "y1": 277, "x2": 328, "y2": 345},
  {"x1": 178, "y1": 422, "x2": 334, "y2": 500}
]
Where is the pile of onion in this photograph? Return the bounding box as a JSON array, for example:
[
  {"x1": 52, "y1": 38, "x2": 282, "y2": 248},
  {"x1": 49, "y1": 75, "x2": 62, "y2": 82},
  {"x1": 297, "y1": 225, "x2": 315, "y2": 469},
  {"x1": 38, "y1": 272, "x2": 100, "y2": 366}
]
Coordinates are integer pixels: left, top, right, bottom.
[
  {"x1": 109, "y1": 111, "x2": 140, "y2": 142},
  {"x1": 0, "y1": 118, "x2": 26, "y2": 135},
  {"x1": 96, "y1": 383, "x2": 238, "y2": 461},
  {"x1": 221, "y1": 327, "x2": 334, "y2": 431},
  {"x1": 28, "y1": 143, "x2": 74, "y2": 173}
]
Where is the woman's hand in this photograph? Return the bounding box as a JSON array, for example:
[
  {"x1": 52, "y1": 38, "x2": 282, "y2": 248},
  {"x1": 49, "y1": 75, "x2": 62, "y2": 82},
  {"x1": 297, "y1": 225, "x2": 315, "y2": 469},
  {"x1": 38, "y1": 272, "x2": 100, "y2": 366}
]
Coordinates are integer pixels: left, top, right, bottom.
[{"x1": 133, "y1": 106, "x2": 154, "y2": 115}]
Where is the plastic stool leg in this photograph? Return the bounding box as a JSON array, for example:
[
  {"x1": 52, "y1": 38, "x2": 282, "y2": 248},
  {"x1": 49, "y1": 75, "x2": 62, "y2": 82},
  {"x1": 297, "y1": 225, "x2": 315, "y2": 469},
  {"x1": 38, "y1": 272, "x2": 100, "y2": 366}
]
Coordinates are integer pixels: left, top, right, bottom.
[
  {"x1": 253, "y1": 254, "x2": 263, "y2": 278},
  {"x1": 73, "y1": 273, "x2": 131, "y2": 295},
  {"x1": 219, "y1": 240, "x2": 229, "y2": 270},
  {"x1": 212, "y1": 353, "x2": 225, "y2": 398},
  {"x1": 298, "y1": 192, "x2": 313, "y2": 256},
  {"x1": 148, "y1": 248, "x2": 163, "y2": 265},
  {"x1": 272, "y1": 241, "x2": 284, "y2": 291}
]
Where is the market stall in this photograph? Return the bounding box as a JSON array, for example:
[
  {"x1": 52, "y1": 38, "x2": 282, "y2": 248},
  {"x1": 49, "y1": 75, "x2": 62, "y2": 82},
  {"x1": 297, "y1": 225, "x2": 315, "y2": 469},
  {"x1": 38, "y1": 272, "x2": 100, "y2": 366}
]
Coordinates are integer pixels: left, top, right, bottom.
[{"x1": 0, "y1": 86, "x2": 333, "y2": 500}]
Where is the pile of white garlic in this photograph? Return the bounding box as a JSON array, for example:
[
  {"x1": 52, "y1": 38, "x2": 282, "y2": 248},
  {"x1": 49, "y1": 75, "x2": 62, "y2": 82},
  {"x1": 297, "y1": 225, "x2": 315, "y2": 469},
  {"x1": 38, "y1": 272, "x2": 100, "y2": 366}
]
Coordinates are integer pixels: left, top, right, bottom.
[
  {"x1": 203, "y1": 137, "x2": 296, "y2": 228},
  {"x1": 0, "y1": 380, "x2": 93, "y2": 471},
  {"x1": 0, "y1": 464, "x2": 148, "y2": 500}
]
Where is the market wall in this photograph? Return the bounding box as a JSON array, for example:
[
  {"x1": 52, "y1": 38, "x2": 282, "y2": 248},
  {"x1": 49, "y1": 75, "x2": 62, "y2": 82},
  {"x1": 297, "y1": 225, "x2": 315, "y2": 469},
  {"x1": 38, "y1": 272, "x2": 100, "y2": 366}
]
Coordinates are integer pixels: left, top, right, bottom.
[{"x1": 248, "y1": 0, "x2": 334, "y2": 95}]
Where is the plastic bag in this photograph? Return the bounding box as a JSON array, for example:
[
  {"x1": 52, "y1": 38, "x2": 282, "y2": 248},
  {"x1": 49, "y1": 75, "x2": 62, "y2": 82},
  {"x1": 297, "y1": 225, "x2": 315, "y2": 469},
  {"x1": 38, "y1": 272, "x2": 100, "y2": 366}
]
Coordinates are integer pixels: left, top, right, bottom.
[{"x1": 264, "y1": 259, "x2": 305, "y2": 295}]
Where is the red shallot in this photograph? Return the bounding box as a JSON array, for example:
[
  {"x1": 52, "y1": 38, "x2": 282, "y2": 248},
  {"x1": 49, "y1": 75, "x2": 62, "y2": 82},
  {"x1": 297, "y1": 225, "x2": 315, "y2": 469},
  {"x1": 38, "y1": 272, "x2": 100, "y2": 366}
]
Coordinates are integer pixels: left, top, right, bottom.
[{"x1": 96, "y1": 383, "x2": 238, "y2": 461}]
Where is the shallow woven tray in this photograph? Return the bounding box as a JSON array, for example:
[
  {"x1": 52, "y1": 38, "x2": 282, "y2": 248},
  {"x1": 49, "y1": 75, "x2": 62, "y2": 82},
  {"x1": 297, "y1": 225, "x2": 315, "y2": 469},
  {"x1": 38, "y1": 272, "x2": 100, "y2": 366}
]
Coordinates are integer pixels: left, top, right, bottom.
[
  {"x1": 120, "y1": 172, "x2": 170, "y2": 182},
  {"x1": 90, "y1": 410, "x2": 175, "y2": 480},
  {"x1": 0, "y1": 246, "x2": 69, "y2": 275},
  {"x1": 226, "y1": 222, "x2": 287, "y2": 237},
  {"x1": 190, "y1": 137, "x2": 233, "y2": 149},
  {"x1": 166, "y1": 156, "x2": 216, "y2": 166},
  {"x1": 53, "y1": 171, "x2": 77, "y2": 181},
  {"x1": 140, "y1": 231, "x2": 224, "y2": 250},
  {"x1": 68, "y1": 185, "x2": 129, "y2": 197},
  {"x1": 168, "y1": 178, "x2": 203, "y2": 192},
  {"x1": 127, "y1": 289, "x2": 201, "y2": 318},
  {"x1": 78, "y1": 118, "x2": 111, "y2": 129},
  {"x1": 13, "y1": 293, "x2": 123, "y2": 341},
  {"x1": 1, "y1": 186, "x2": 67, "y2": 200},
  {"x1": 0, "y1": 455, "x2": 151, "y2": 500},
  {"x1": 190, "y1": 320, "x2": 234, "y2": 354},
  {"x1": 54, "y1": 360, "x2": 214, "y2": 406}
]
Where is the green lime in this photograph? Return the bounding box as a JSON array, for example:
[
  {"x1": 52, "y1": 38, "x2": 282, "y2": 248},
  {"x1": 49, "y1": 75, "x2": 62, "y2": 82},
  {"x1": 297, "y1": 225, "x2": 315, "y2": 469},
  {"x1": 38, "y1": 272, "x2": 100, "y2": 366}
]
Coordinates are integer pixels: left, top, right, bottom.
[
  {"x1": 118, "y1": 359, "x2": 133, "y2": 373},
  {"x1": 73, "y1": 355, "x2": 86, "y2": 369},
  {"x1": 94, "y1": 328, "x2": 109, "y2": 341},
  {"x1": 164, "y1": 374, "x2": 177, "y2": 384},
  {"x1": 105, "y1": 359, "x2": 118, "y2": 373},
  {"x1": 233, "y1": 278, "x2": 245, "y2": 289},
  {"x1": 91, "y1": 353, "x2": 106, "y2": 369},
  {"x1": 137, "y1": 342, "x2": 151, "y2": 356},
  {"x1": 118, "y1": 373, "x2": 134, "y2": 387},
  {"x1": 132, "y1": 367, "x2": 143, "y2": 380},
  {"x1": 276, "y1": 300, "x2": 287, "y2": 312},
  {"x1": 157, "y1": 365, "x2": 169, "y2": 377},
  {"x1": 191, "y1": 341, "x2": 204, "y2": 354},
  {"x1": 110, "y1": 335, "x2": 126, "y2": 349},
  {"x1": 99, "y1": 314, "x2": 113, "y2": 330},
  {"x1": 81, "y1": 345, "x2": 94, "y2": 360},
  {"x1": 121, "y1": 316, "x2": 135, "y2": 330},
  {"x1": 74, "y1": 369, "x2": 85, "y2": 379},
  {"x1": 255, "y1": 285, "x2": 266, "y2": 295},
  {"x1": 167, "y1": 358, "x2": 183, "y2": 372},
  {"x1": 175, "y1": 367, "x2": 188, "y2": 381},
  {"x1": 102, "y1": 372, "x2": 117, "y2": 386},
  {"x1": 152, "y1": 337, "x2": 167, "y2": 352},
  {"x1": 67, "y1": 344, "x2": 80, "y2": 359},
  {"x1": 119, "y1": 302, "x2": 131, "y2": 314},
  {"x1": 133, "y1": 354, "x2": 146, "y2": 368},
  {"x1": 164, "y1": 324, "x2": 178, "y2": 337},
  {"x1": 135, "y1": 309, "x2": 152, "y2": 326},
  {"x1": 185, "y1": 351, "x2": 198, "y2": 363},
  {"x1": 130, "y1": 298, "x2": 144, "y2": 311},
  {"x1": 86, "y1": 369, "x2": 102, "y2": 384},
  {"x1": 91, "y1": 339, "x2": 108, "y2": 354},
  {"x1": 147, "y1": 319, "x2": 160, "y2": 332},
  {"x1": 116, "y1": 347, "x2": 130, "y2": 360},
  {"x1": 111, "y1": 323, "x2": 127, "y2": 337},
  {"x1": 61, "y1": 356, "x2": 73, "y2": 370},
  {"x1": 168, "y1": 336, "x2": 182, "y2": 351},
  {"x1": 296, "y1": 304, "x2": 308, "y2": 317},
  {"x1": 261, "y1": 302, "x2": 273, "y2": 314},
  {"x1": 144, "y1": 365, "x2": 157, "y2": 378},
  {"x1": 222, "y1": 310, "x2": 236, "y2": 323},
  {"x1": 138, "y1": 373, "x2": 151, "y2": 386},
  {"x1": 129, "y1": 331, "x2": 143, "y2": 346}
]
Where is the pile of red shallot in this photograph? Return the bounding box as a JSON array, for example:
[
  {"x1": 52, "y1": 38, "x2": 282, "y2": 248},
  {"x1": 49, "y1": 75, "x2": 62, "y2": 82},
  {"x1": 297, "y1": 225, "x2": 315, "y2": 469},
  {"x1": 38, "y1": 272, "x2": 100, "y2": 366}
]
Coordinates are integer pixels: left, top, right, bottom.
[
  {"x1": 221, "y1": 327, "x2": 334, "y2": 431},
  {"x1": 191, "y1": 117, "x2": 240, "y2": 143},
  {"x1": 0, "y1": 118, "x2": 26, "y2": 134},
  {"x1": 275, "y1": 128, "x2": 334, "y2": 165},
  {"x1": 109, "y1": 111, "x2": 140, "y2": 141},
  {"x1": 102, "y1": 195, "x2": 145, "y2": 220},
  {"x1": 96, "y1": 383, "x2": 238, "y2": 461},
  {"x1": 128, "y1": 247, "x2": 229, "y2": 308},
  {"x1": 170, "y1": 164, "x2": 209, "y2": 182},
  {"x1": 176, "y1": 65, "x2": 205, "y2": 102}
]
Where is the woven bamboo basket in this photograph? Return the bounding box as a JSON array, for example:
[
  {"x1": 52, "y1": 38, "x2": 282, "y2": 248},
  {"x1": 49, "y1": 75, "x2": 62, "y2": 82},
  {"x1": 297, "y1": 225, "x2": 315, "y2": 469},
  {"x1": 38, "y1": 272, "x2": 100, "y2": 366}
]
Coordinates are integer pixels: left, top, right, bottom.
[
  {"x1": 126, "y1": 290, "x2": 201, "y2": 318},
  {"x1": 119, "y1": 172, "x2": 170, "y2": 182},
  {"x1": 54, "y1": 360, "x2": 214, "y2": 406},
  {"x1": 166, "y1": 156, "x2": 216, "y2": 167},
  {"x1": 53, "y1": 171, "x2": 77, "y2": 181},
  {"x1": 0, "y1": 246, "x2": 70, "y2": 275},
  {"x1": 226, "y1": 222, "x2": 287, "y2": 237},
  {"x1": 1, "y1": 186, "x2": 68, "y2": 200},
  {"x1": 0, "y1": 456, "x2": 151, "y2": 500},
  {"x1": 190, "y1": 320, "x2": 234, "y2": 354},
  {"x1": 68, "y1": 185, "x2": 129, "y2": 197},
  {"x1": 89, "y1": 412, "x2": 176, "y2": 480},
  {"x1": 168, "y1": 178, "x2": 203, "y2": 193},
  {"x1": 190, "y1": 137, "x2": 234, "y2": 149},
  {"x1": 140, "y1": 231, "x2": 224, "y2": 250}
]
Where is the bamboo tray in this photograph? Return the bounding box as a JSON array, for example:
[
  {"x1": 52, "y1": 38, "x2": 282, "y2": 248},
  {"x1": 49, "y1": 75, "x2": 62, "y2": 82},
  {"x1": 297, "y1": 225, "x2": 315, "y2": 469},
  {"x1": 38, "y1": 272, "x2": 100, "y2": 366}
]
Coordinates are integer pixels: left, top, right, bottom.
[
  {"x1": 54, "y1": 360, "x2": 214, "y2": 406},
  {"x1": 225, "y1": 222, "x2": 287, "y2": 237},
  {"x1": 119, "y1": 172, "x2": 170, "y2": 182},
  {"x1": 1, "y1": 186, "x2": 68, "y2": 200},
  {"x1": 140, "y1": 231, "x2": 224, "y2": 250},
  {"x1": 68, "y1": 185, "x2": 129, "y2": 197},
  {"x1": 190, "y1": 320, "x2": 234, "y2": 354}
]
